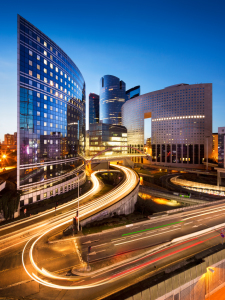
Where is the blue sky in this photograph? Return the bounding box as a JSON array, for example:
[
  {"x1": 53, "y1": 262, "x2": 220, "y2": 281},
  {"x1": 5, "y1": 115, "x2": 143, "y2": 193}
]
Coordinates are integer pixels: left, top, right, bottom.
[{"x1": 0, "y1": 0, "x2": 225, "y2": 141}]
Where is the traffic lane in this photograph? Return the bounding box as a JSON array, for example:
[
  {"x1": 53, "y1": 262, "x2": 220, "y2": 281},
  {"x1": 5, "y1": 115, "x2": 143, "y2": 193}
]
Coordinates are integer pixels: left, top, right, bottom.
[
  {"x1": 83, "y1": 224, "x2": 181, "y2": 262},
  {"x1": 55, "y1": 230, "x2": 223, "y2": 300},
  {"x1": 78, "y1": 216, "x2": 183, "y2": 248},
  {"x1": 81, "y1": 211, "x2": 225, "y2": 262},
  {"x1": 86, "y1": 230, "x2": 222, "y2": 284},
  {"x1": 79, "y1": 201, "x2": 225, "y2": 252},
  {"x1": 77, "y1": 201, "x2": 225, "y2": 251}
]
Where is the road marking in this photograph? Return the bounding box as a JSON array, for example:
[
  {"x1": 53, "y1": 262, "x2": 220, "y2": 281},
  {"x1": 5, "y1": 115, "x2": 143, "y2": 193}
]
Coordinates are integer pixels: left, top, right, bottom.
[
  {"x1": 114, "y1": 228, "x2": 178, "y2": 246},
  {"x1": 92, "y1": 243, "x2": 110, "y2": 249},
  {"x1": 121, "y1": 221, "x2": 183, "y2": 237},
  {"x1": 89, "y1": 250, "x2": 106, "y2": 256}
]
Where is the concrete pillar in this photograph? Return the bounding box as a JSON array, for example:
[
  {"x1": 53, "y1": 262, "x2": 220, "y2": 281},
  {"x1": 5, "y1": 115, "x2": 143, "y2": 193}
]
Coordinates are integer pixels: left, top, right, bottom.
[{"x1": 217, "y1": 171, "x2": 221, "y2": 187}]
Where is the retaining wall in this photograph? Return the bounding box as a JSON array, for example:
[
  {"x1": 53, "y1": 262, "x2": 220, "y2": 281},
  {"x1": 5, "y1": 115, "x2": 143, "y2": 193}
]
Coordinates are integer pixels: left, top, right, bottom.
[
  {"x1": 125, "y1": 249, "x2": 225, "y2": 300},
  {"x1": 80, "y1": 183, "x2": 139, "y2": 227}
]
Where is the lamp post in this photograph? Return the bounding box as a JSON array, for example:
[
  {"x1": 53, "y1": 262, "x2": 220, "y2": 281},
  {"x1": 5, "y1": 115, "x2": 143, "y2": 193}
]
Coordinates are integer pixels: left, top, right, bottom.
[
  {"x1": 206, "y1": 136, "x2": 210, "y2": 171},
  {"x1": 77, "y1": 172, "x2": 79, "y2": 231}
]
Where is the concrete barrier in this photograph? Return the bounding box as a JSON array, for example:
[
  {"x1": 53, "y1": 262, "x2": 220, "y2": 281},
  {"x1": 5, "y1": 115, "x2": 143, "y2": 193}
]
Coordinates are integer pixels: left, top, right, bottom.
[
  {"x1": 124, "y1": 249, "x2": 225, "y2": 300},
  {"x1": 80, "y1": 183, "x2": 139, "y2": 227}
]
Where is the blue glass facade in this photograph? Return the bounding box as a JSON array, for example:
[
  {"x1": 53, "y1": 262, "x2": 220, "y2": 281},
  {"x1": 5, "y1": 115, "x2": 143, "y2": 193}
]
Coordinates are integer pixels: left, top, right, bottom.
[
  {"x1": 126, "y1": 86, "x2": 140, "y2": 101},
  {"x1": 89, "y1": 93, "x2": 99, "y2": 124},
  {"x1": 17, "y1": 16, "x2": 86, "y2": 203},
  {"x1": 100, "y1": 75, "x2": 126, "y2": 125}
]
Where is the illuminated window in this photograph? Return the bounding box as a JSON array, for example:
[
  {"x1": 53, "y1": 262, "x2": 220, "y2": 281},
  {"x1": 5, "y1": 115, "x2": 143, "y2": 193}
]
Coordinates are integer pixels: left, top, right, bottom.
[
  {"x1": 44, "y1": 122, "x2": 47, "y2": 126},
  {"x1": 44, "y1": 59, "x2": 47, "y2": 65},
  {"x1": 60, "y1": 71, "x2": 63, "y2": 75},
  {"x1": 37, "y1": 55, "x2": 40, "y2": 60},
  {"x1": 50, "y1": 63, "x2": 53, "y2": 69},
  {"x1": 50, "y1": 80, "x2": 53, "y2": 86},
  {"x1": 50, "y1": 98, "x2": 53, "y2": 102},
  {"x1": 50, "y1": 55, "x2": 53, "y2": 60},
  {"x1": 29, "y1": 50, "x2": 32, "y2": 56},
  {"x1": 44, "y1": 104, "x2": 47, "y2": 109},
  {"x1": 44, "y1": 193, "x2": 47, "y2": 198},
  {"x1": 29, "y1": 70, "x2": 32, "y2": 76},
  {"x1": 44, "y1": 77, "x2": 47, "y2": 83},
  {"x1": 37, "y1": 64, "x2": 40, "y2": 70},
  {"x1": 56, "y1": 83, "x2": 58, "y2": 88},
  {"x1": 37, "y1": 36, "x2": 40, "y2": 42},
  {"x1": 65, "y1": 74, "x2": 67, "y2": 78},
  {"x1": 37, "y1": 111, "x2": 40, "y2": 116},
  {"x1": 29, "y1": 60, "x2": 32, "y2": 66},
  {"x1": 37, "y1": 92, "x2": 40, "y2": 98},
  {"x1": 56, "y1": 75, "x2": 58, "y2": 80},
  {"x1": 44, "y1": 50, "x2": 47, "y2": 56},
  {"x1": 44, "y1": 95, "x2": 47, "y2": 100},
  {"x1": 44, "y1": 131, "x2": 47, "y2": 135},
  {"x1": 37, "y1": 102, "x2": 40, "y2": 107},
  {"x1": 50, "y1": 72, "x2": 53, "y2": 77},
  {"x1": 44, "y1": 68, "x2": 47, "y2": 74},
  {"x1": 55, "y1": 67, "x2": 58, "y2": 72},
  {"x1": 44, "y1": 41, "x2": 47, "y2": 47},
  {"x1": 50, "y1": 106, "x2": 53, "y2": 110},
  {"x1": 50, "y1": 115, "x2": 53, "y2": 119},
  {"x1": 50, "y1": 123, "x2": 53, "y2": 127},
  {"x1": 44, "y1": 113, "x2": 47, "y2": 118},
  {"x1": 56, "y1": 124, "x2": 58, "y2": 128},
  {"x1": 37, "y1": 121, "x2": 40, "y2": 125}
]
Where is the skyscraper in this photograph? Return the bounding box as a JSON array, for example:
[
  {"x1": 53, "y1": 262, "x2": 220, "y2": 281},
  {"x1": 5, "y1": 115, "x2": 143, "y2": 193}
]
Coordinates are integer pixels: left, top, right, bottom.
[
  {"x1": 126, "y1": 85, "x2": 140, "y2": 101},
  {"x1": 17, "y1": 15, "x2": 86, "y2": 206},
  {"x1": 122, "y1": 83, "x2": 212, "y2": 167},
  {"x1": 100, "y1": 75, "x2": 126, "y2": 125},
  {"x1": 89, "y1": 93, "x2": 99, "y2": 124}
]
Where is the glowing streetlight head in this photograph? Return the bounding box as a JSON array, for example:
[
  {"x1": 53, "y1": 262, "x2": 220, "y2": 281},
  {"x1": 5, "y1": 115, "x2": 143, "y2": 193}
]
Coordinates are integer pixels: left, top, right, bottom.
[
  {"x1": 207, "y1": 267, "x2": 215, "y2": 273},
  {"x1": 2, "y1": 155, "x2": 6, "y2": 159}
]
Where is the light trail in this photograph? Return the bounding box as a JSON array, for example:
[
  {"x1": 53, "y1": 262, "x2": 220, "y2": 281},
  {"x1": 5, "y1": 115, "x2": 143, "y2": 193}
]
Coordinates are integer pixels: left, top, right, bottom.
[
  {"x1": 121, "y1": 221, "x2": 183, "y2": 237},
  {"x1": 21, "y1": 165, "x2": 139, "y2": 287}
]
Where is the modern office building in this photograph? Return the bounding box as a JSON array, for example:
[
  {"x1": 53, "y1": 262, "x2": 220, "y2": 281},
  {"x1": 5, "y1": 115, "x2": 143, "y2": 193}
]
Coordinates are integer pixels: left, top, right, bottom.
[
  {"x1": 218, "y1": 127, "x2": 225, "y2": 168},
  {"x1": 126, "y1": 85, "x2": 140, "y2": 101},
  {"x1": 89, "y1": 93, "x2": 99, "y2": 124},
  {"x1": 100, "y1": 75, "x2": 126, "y2": 125},
  {"x1": 17, "y1": 16, "x2": 86, "y2": 206},
  {"x1": 122, "y1": 83, "x2": 212, "y2": 168},
  {"x1": 89, "y1": 123, "x2": 127, "y2": 156}
]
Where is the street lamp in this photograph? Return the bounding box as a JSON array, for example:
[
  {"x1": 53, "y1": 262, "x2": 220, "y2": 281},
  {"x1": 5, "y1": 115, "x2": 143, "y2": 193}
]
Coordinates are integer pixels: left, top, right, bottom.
[{"x1": 77, "y1": 172, "x2": 80, "y2": 231}]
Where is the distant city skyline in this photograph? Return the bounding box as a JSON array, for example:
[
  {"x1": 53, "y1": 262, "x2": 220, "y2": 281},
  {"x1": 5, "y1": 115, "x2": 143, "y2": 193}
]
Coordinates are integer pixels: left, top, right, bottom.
[{"x1": 0, "y1": 0, "x2": 225, "y2": 141}]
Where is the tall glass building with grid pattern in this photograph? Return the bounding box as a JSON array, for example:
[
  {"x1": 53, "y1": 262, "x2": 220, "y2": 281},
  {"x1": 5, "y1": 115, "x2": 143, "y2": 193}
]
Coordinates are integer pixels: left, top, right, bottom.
[
  {"x1": 122, "y1": 83, "x2": 212, "y2": 167},
  {"x1": 100, "y1": 75, "x2": 126, "y2": 125},
  {"x1": 17, "y1": 16, "x2": 86, "y2": 206}
]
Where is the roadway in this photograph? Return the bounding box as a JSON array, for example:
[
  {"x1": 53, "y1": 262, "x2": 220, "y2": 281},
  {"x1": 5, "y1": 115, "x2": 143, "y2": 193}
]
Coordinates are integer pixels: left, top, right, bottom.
[
  {"x1": 17, "y1": 200, "x2": 225, "y2": 300},
  {"x1": 0, "y1": 164, "x2": 139, "y2": 298},
  {"x1": 2, "y1": 164, "x2": 225, "y2": 299}
]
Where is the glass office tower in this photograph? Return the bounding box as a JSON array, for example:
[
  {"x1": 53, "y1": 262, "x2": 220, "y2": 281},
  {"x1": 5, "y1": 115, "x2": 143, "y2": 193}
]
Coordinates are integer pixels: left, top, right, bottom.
[
  {"x1": 126, "y1": 86, "x2": 140, "y2": 101},
  {"x1": 17, "y1": 15, "x2": 86, "y2": 205},
  {"x1": 89, "y1": 93, "x2": 99, "y2": 124},
  {"x1": 100, "y1": 75, "x2": 126, "y2": 125}
]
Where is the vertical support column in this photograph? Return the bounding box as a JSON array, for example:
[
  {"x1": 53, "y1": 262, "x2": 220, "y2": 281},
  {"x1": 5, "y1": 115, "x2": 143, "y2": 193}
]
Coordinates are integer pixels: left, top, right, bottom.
[{"x1": 217, "y1": 171, "x2": 221, "y2": 187}]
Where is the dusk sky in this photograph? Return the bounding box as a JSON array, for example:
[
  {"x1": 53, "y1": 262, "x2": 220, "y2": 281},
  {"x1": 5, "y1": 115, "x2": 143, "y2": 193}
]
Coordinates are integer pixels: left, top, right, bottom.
[{"x1": 0, "y1": 0, "x2": 225, "y2": 141}]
